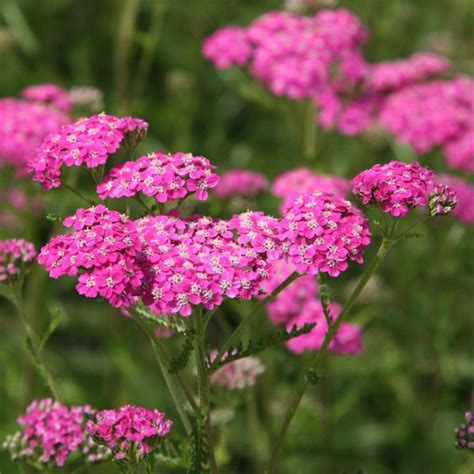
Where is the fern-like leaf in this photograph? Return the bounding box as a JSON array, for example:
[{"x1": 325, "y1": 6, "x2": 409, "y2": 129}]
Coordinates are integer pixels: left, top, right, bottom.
[
  {"x1": 187, "y1": 419, "x2": 210, "y2": 474},
  {"x1": 317, "y1": 273, "x2": 333, "y2": 327},
  {"x1": 209, "y1": 323, "x2": 316, "y2": 373},
  {"x1": 169, "y1": 329, "x2": 195, "y2": 375},
  {"x1": 134, "y1": 306, "x2": 186, "y2": 333}
]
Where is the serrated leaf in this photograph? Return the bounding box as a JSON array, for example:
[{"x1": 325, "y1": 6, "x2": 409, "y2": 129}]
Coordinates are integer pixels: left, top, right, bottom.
[
  {"x1": 187, "y1": 419, "x2": 210, "y2": 474},
  {"x1": 209, "y1": 323, "x2": 316, "y2": 373},
  {"x1": 169, "y1": 329, "x2": 195, "y2": 375},
  {"x1": 317, "y1": 273, "x2": 333, "y2": 326},
  {"x1": 307, "y1": 368, "x2": 324, "y2": 385},
  {"x1": 134, "y1": 306, "x2": 186, "y2": 333}
]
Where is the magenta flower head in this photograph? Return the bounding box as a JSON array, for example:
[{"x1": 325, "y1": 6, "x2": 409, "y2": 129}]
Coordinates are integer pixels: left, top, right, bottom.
[
  {"x1": 0, "y1": 239, "x2": 36, "y2": 284},
  {"x1": 285, "y1": 300, "x2": 364, "y2": 356},
  {"x1": 454, "y1": 411, "x2": 474, "y2": 451},
  {"x1": 97, "y1": 151, "x2": 219, "y2": 203},
  {"x1": 86, "y1": 405, "x2": 172, "y2": 464},
  {"x1": 2, "y1": 399, "x2": 109, "y2": 467},
  {"x1": 210, "y1": 353, "x2": 265, "y2": 390},
  {"x1": 28, "y1": 113, "x2": 148, "y2": 191},
  {"x1": 352, "y1": 160, "x2": 457, "y2": 218},
  {"x1": 279, "y1": 191, "x2": 371, "y2": 277},
  {"x1": 202, "y1": 26, "x2": 252, "y2": 69},
  {"x1": 214, "y1": 169, "x2": 269, "y2": 199},
  {"x1": 436, "y1": 174, "x2": 474, "y2": 225},
  {"x1": 21, "y1": 83, "x2": 73, "y2": 113},
  {"x1": 0, "y1": 98, "x2": 70, "y2": 176}
]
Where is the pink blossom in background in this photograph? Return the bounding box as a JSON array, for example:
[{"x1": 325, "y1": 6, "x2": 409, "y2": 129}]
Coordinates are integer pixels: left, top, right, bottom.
[
  {"x1": 279, "y1": 191, "x2": 371, "y2": 276},
  {"x1": 454, "y1": 411, "x2": 474, "y2": 451},
  {"x1": 28, "y1": 113, "x2": 148, "y2": 190},
  {"x1": 202, "y1": 26, "x2": 252, "y2": 69},
  {"x1": 286, "y1": 300, "x2": 363, "y2": 355},
  {"x1": 259, "y1": 259, "x2": 318, "y2": 325},
  {"x1": 214, "y1": 169, "x2": 268, "y2": 198},
  {"x1": 352, "y1": 161, "x2": 448, "y2": 217},
  {"x1": 0, "y1": 239, "x2": 36, "y2": 282},
  {"x1": 0, "y1": 98, "x2": 70, "y2": 176},
  {"x1": 87, "y1": 405, "x2": 172, "y2": 460},
  {"x1": 2, "y1": 399, "x2": 108, "y2": 467},
  {"x1": 436, "y1": 174, "x2": 474, "y2": 224},
  {"x1": 97, "y1": 152, "x2": 219, "y2": 203},
  {"x1": 210, "y1": 352, "x2": 265, "y2": 390},
  {"x1": 21, "y1": 83, "x2": 73, "y2": 113}
]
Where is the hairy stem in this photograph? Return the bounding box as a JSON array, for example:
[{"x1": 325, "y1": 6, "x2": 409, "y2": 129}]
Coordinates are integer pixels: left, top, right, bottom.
[
  {"x1": 12, "y1": 290, "x2": 62, "y2": 401},
  {"x1": 193, "y1": 310, "x2": 218, "y2": 473},
  {"x1": 266, "y1": 238, "x2": 393, "y2": 471},
  {"x1": 213, "y1": 272, "x2": 300, "y2": 367}
]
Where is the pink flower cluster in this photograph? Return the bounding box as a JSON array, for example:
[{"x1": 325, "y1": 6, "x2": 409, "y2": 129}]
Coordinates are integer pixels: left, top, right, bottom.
[
  {"x1": 379, "y1": 77, "x2": 474, "y2": 173},
  {"x1": 352, "y1": 161, "x2": 442, "y2": 217},
  {"x1": 97, "y1": 152, "x2": 219, "y2": 203},
  {"x1": 214, "y1": 169, "x2": 269, "y2": 198},
  {"x1": 368, "y1": 53, "x2": 450, "y2": 92},
  {"x1": 0, "y1": 239, "x2": 36, "y2": 282},
  {"x1": 286, "y1": 300, "x2": 363, "y2": 355},
  {"x1": 454, "y1": 411, "x2": 474, "y2": 451},
  {"x1": 203, "y1": 9, "x2": 369, "y2": 99},
  {"x1": 6, "y1": 399, "x2": 103, "y2": 467},
  {"x1": 210, "y1": 353, "x2": 265, "y2": 390},
  {"x1": 21, "y1": 83, "x2": 73, "y2": 113},
  {"x1": 259, "y1": 259, "x2": 317, "y2": 324},
  {"x1": 279, "y1": 191, "x2": 371, "y2": 276},
  {"x1": 38, "y1": 208, "x2": 274, "y2": 314},
  {"x1": 0, "y1": 98, "x2": 70, "y2": 176},
  {"x1": 436, "y1": 175, "x2": 474, "y2": 224},
  {"x1": 28, "y1": 113, "x2": 148, "y2": 190},
  {"x1": 0, "y1": 188, "x2": 43, "y2": 231},
  {"x1": 86, "y1": 405, "x2": 172, "y2": 461},
  {"x1": 272, "y1": 168, "x2": 351, "y2": 211}
]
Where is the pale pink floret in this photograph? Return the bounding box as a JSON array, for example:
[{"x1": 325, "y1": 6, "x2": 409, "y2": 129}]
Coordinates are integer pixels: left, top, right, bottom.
[
  {"x1": 86, "y1": 405, "x2": 172, "y2": 461},
  {"x1": 286, "y1": 300, "x2": 363, "y2": 356},
  {"x1": 214, "y1": 169, "x2": 268, "y2": 198},
  {"x1": 0, "y1": 239, "x2": 36, "y2": 282}
]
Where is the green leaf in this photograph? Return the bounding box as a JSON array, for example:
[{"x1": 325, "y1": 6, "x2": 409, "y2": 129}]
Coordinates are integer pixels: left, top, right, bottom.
[
  {"x1": 306, "y1": 368, "x2": 325, "y2": 385},
  {"x1": 154, "y1": 440, "x2": 188, "y2": 469},
  {"x1": 187, "y1": 419, "x2": 210, "y2": 474},
  {"x1": 317, "y1": 273, "x2": 333, "y2": 326},
  {"x1": 134, "y1": 306, "x2": 187, "y2": 333},
  {"x1": 209, "y1": 323, "x2": 317, "y2": 373},
  {"x1": 46, "y1": 213, "x2": 65, "y2": 222},
  {"x1": 39, "y1": 307, "x2": 62, "y2": 351},
  {"x1": 0, "y1": 282, "x2": 16, "y2": 303},
  {"x1": 169, "y1": 329, "x2": 195, "y2": 375}
]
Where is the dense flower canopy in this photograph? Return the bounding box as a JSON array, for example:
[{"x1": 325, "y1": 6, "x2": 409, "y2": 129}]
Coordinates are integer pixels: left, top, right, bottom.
[
  {"x1": 28, "y1": 113, "x2": 148, "y2": 190},
  {"x1": 21, "y1": 83, "x2": 73, "y2": 113},
  {"x1": 214, "y1": 169, "x2": 269, "y2": 198}
]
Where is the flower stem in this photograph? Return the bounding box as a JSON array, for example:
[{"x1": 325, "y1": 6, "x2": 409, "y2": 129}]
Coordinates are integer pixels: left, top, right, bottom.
[
  {"x1": 265, "y1": 238, "x2": 393, "y2": 471},
  {"x1": 11, "y1": 290, "x2": 63, "y2": 401},
  {"x1": 62, "y1": 182, "x2": 96, "y2": 206},
  {"x1": 131, "y1": 311, "x2": 195, "y2": 435},
  {"x1": 193, "y1": 309, "x2": 218, "y2": 473},
  {"x1": 135, "y1": 195, "x2": 154, "y2": 214},
  {"x1": 302, "y1": 100, "x2": 317, "y2": 162},
  {"x1": 212, "y1": 272, "x2": 301, "y2": 369}
]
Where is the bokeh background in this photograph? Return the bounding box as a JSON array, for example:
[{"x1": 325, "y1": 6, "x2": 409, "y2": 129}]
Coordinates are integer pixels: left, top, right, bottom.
[{"x1": 0, "y1": 0, "x2": 473, "y2": 472}]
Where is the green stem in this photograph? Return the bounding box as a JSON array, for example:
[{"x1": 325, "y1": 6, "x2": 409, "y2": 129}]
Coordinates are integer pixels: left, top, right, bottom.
[
  {"x1": 131, "y1": 311, "x2": 194, "y2": 435},
  {"x1": 12, "y1": 290, "x2": 62, "y2": 401},
  {"x1": 62, "y1": 182, "x2": 95, "y2": 206},
  {"x1": 302, "y1": 100, "x2": 317, "y2": 162},
  {"x1": 193, "y1": 310, "x2": 218, "y2": 473},
  {"x1": 135, "y1": 195, "x2": 153, "y2": 214},
  {"x1": 265, "y1": 238, "x2": 393, "y2": 472},
  {"x1": 212, "y1": 272, "x2": 300, "y2": 369}
]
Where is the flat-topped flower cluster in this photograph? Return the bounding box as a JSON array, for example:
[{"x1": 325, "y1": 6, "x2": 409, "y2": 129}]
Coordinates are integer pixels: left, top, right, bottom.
[
  {"x1": 87, "y1": 405, "x2": 172, "y2": 461},
  {"x1": 28, "y1": 113, "x2": 148, "y2": 190}
]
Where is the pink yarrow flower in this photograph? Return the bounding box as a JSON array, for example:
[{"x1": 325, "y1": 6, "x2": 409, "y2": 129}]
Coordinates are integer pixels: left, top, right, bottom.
[
  {"x1": 28, "y1": 113, "x2": 148, "y2": 190},
  {"x1": 97, "y1": 151, "x2": 219, "y2": 203},
  {"x1": 436, "y1": 174, "x2": 474, "y2": 225},
  {"x1": 21, "y1": 83, "x2": 73, "y2": 113},
  {"x1": 214, "y1": 169, "x2": 268, "y2": 198},
  {"x1": 86, "y1": 405, "x2": 172, "y2": 461},
  {"x1": 454, "y1": 411, "x2": 474, "y2": 451},
  {"x1": 0, "y1": 239, "x2": 36, "y2": 283}
]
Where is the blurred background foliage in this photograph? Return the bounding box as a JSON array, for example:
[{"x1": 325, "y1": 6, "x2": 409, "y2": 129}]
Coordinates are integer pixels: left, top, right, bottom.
[{"x1": 0, "y1": 0, "x2": 473, "y2": 473}]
